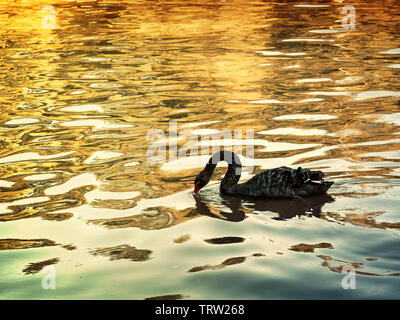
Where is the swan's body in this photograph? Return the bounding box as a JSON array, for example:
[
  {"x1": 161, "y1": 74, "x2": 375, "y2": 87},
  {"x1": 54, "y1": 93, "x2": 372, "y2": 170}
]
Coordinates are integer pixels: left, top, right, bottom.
[{"x1": 194, "y1": 151, "x2": 333, "y2": 199}]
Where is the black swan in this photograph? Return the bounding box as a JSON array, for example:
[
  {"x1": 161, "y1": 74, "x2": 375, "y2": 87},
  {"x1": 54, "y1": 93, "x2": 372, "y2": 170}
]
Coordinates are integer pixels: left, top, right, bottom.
[{"x1": 193, "y1": 151, "x2": 333, "y2": 198}]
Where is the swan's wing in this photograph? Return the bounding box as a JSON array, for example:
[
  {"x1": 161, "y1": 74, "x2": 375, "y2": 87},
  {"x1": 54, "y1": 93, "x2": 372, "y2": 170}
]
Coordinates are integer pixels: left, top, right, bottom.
[{"x1": 239, "y1": 166, "x2": 330, "y2": 198}]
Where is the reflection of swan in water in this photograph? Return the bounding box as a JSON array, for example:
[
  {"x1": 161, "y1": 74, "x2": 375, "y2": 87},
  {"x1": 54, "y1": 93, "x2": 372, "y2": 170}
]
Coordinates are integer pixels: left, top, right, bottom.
[
  {"x1": 193, "y1": 193, "x2": 247, "y2": 222},
  {"x1": 193, "y1": 190, "x2": 334, "y2": 222},
  {"x1": 242, "y1": 194, "x2": 334, "y2": 220}
]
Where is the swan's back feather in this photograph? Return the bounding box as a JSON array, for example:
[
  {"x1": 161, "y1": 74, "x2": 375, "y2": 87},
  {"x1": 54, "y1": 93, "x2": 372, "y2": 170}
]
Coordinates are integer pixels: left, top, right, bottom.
[{"x1": 221, "y1": 166, "x2": 332, "y2": 198}]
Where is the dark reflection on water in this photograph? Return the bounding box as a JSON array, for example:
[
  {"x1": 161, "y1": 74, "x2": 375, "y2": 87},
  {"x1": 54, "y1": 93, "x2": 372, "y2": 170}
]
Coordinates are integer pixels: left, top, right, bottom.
[
  {"x1": 188, "y1": 256, "x2": 248, "y2": 273},
  {"x1": 194, "y1": 194, "x2": 246, "y2": 222},
  {"x1": 23, "y1": 258, "x2": 59, "y2": 275},
  {"x1": 194, "y1": 192, "x2": 334, "y2": 221},
  {"x1": 0, "y1": 0, "x2": 399, "y2": 299},
  {"x1": 204, "y1": 236, "x2": 245, "y2": 245},
  {"x1": 145, "y1": 294, "x2": 184, "y2": 300},
  {"x1": 90, "y1": 244, "x2": 152, "y2": 262},
  {"x1": 243, "y1": 194, "x2": 335, "y2": 220}
]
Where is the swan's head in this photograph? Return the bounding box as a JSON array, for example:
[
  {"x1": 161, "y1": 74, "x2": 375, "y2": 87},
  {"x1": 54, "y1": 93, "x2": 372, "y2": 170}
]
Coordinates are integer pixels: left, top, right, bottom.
[
  {"x1": 194, "y1": 173, "x2": 208, "y2": 194},
  {"x1": 193, "y1": 165, "x2": 214, "y2": 194}
]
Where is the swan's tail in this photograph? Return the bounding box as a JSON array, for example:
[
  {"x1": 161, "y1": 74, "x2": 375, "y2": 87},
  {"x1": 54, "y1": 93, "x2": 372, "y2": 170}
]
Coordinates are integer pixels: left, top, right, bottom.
[
  {"x1": 291, "y1": 167, "x2": 333, "y2": 197},
  {"x1": 294, "y1": 167, "x2": 324, "y2": 183},
  {"x1": 297, "y1": 180, "x2": 334, "y2": 197}
]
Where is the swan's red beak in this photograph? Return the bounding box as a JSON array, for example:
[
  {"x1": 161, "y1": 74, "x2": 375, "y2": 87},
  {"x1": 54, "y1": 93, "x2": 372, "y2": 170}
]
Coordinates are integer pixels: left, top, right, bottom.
[{"x1": 194, "y1": 183, "x2": 200, "y2": 194}]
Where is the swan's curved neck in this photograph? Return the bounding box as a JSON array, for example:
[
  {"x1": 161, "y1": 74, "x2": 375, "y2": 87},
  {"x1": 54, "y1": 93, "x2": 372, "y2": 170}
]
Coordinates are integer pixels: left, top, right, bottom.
[{"x1": 207, "y1": 151, "x2": 242, "y2": 192}]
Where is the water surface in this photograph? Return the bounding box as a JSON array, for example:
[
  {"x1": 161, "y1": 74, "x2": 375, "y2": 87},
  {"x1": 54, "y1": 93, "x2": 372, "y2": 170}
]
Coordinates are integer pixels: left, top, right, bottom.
[{"x1": 0, "y1": 0, "x2": 399, "y2": 299}]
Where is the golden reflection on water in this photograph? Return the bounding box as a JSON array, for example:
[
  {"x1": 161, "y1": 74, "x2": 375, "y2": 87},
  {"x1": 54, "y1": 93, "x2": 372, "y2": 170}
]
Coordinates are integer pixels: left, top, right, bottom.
[{"x1": 0, "y1": 0, "x2": 400, "y2": 299}]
